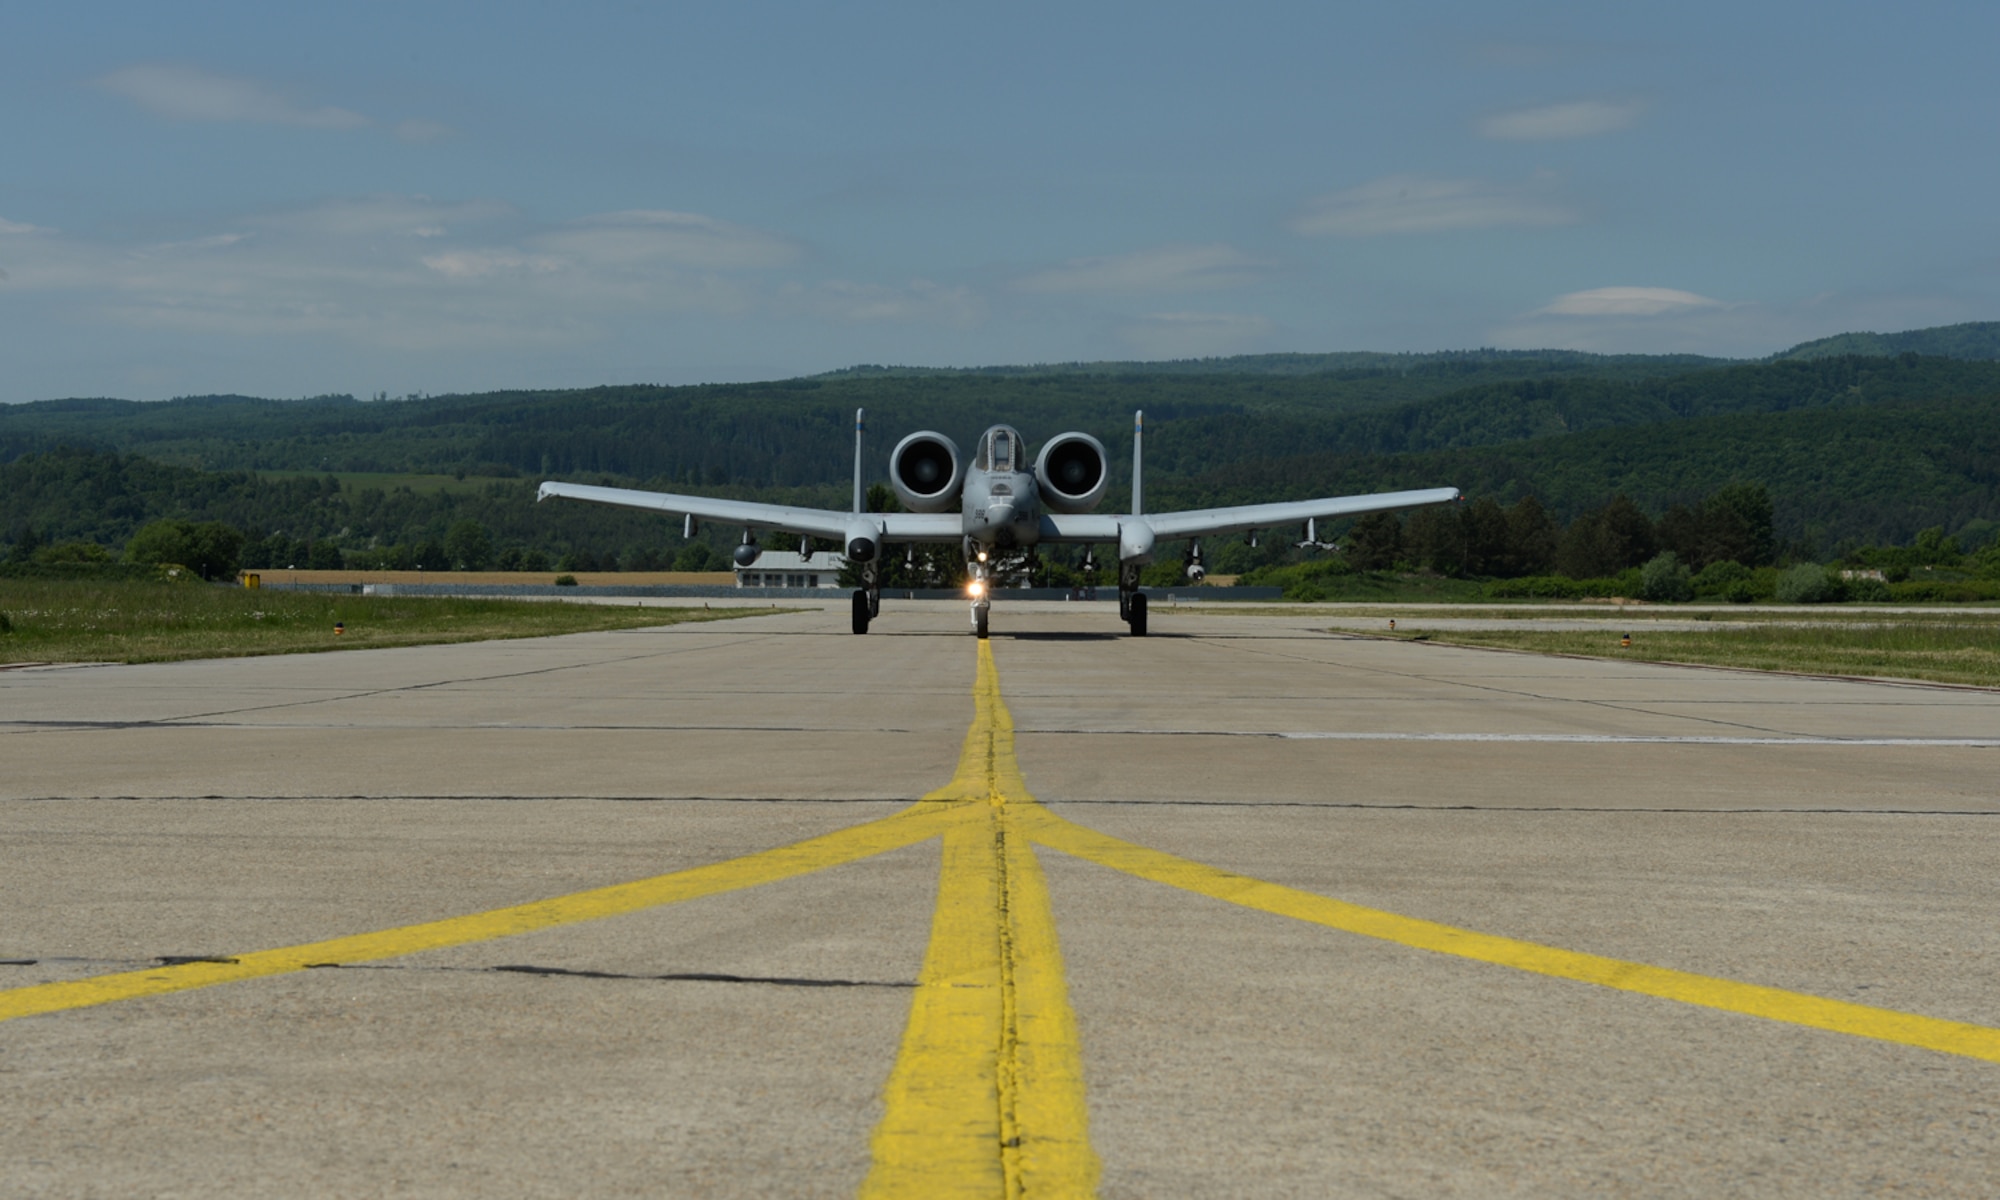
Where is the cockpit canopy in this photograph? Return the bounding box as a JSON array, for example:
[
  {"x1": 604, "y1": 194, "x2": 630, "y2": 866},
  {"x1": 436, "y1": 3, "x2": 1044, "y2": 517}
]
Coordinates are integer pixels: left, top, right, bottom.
[{"x1": 974, "y1": 425, "x2": 1025, "y2": 473}]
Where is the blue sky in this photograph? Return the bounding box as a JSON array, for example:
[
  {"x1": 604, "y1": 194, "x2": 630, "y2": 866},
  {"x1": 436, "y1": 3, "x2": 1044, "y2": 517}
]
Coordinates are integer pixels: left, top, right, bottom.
[{"x1": 3, "y1": 1, "x2": 1997, "y2": 401}]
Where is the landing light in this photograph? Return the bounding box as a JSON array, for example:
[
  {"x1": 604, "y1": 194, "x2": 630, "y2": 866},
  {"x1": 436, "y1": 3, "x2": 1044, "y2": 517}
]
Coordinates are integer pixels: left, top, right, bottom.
[{"x1": 968, "y1": 580, "x2": 987, "y2": 598}]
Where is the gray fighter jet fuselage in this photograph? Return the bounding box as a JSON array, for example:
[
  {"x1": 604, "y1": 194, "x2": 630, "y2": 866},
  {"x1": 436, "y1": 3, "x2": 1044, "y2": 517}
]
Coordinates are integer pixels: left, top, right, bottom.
[{"x1": 961, "y1": 426, "x2": 1040, "y2": 551}]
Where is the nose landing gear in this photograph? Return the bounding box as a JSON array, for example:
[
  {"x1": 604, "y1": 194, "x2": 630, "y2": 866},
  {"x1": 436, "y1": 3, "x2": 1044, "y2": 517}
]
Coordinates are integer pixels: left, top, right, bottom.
[
  {"x1": 968, "y1": 556, "x2": 991, "y2": 638},
  {"x1": 1118, "y1": 563, "x2": 1148, "y2": 636},
  {"x1": 851, "y1": 563, "x2": 880, "y2": 635}
]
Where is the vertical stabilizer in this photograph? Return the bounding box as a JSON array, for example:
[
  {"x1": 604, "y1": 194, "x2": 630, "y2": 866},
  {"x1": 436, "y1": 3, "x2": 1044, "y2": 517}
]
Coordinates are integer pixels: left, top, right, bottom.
[
  {"x1": 853, "y1": 408, "x2": 865, "y2": 514},
  {"x1": 1131, "y1": 409, "x2": 1144, "y2": 516}
]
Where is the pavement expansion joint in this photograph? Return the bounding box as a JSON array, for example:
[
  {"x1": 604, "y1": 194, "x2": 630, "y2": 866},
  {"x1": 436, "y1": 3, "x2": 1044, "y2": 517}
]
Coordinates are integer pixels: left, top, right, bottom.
[{"x1": 293, "y1": 962, "x2": 917, "y2": 988}]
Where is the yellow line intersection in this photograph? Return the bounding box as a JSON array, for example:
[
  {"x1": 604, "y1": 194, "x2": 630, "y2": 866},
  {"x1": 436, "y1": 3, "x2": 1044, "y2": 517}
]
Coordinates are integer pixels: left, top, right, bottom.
[{"x1": 4, "y1": 637, "x2": 1999, "y2": 1199}]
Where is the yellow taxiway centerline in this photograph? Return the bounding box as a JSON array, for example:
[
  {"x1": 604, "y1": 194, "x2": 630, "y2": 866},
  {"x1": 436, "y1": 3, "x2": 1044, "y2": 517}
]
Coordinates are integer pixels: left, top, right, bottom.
[{"x1": 862, "y1": 641, "x2": 1098, "y2": 1198}]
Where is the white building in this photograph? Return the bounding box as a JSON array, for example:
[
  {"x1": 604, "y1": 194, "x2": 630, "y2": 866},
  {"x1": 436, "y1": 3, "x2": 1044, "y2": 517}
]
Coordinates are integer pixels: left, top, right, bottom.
[{"x1": 734, "y1": 550, "x2": 848, "y2": 589}]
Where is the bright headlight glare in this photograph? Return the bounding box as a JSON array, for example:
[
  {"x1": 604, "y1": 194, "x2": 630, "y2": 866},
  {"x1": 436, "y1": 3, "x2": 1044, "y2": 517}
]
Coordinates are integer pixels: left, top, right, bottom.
[{"x1": 968, "y1": 580, "x2": 986, "y2": 597}]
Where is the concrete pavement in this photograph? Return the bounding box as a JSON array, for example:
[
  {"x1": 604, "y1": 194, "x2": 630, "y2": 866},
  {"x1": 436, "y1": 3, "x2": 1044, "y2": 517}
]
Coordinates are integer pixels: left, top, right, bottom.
[{"x1": 3, "y1": 602, "x2": 1997, "y2": 1196}]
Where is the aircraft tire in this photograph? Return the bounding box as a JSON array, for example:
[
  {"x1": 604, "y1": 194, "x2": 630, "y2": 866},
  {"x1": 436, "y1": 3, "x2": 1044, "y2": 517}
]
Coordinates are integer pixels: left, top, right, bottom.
[
  {"x1": 975, "y1": 608, "x2": 990, "y2": 639},
  {"x1": 1129, "y1": 591, "x2": 1148, "y2": 637},
  {"x1": 851, "y1": 589, "x2": 871, "y2": 634}
]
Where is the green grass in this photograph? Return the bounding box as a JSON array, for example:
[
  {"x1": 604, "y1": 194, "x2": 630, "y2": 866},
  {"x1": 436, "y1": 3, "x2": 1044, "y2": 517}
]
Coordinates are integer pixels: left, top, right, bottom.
[
  {"x1": 0, "y1": 578, "x2": 776, "y2": 665},
  {"x1": 1389, "y1": 616, "x2": 2000, "y2": 687},
  {"x1": 1229, "y1": 570, "x2": 1490, "y2": 603}
]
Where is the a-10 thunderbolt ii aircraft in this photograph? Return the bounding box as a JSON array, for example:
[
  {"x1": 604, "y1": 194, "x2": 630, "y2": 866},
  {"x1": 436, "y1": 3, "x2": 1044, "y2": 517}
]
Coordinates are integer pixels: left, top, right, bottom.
[{"x1": 537, "y1": 409, "x2": 1459, "y2": 638}]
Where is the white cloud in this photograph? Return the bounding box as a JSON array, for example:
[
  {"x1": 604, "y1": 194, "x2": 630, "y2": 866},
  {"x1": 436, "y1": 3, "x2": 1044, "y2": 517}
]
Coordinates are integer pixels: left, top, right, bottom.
[
  {"x1": 1487, "y1": 286, "x2": 1768, "y2": 356},
  {"x1": 777, "y1": 279, "x2": 984, "y2": 326},
  {"x1": 256, "y1": 195, "x2": 512, "y2": 239},
  {"x1": 1538, "y1": 286, "x2": 1723, "y2": 316},
  {"x1": 532, "y1": 210, "x2": 800, "y2": 270},
  {"x1": 96, "y1": 64, "x2": 368, "y2": 129},
  {"x1": 1478, "y1": 99, "x2": 1642, "y2": 141},
  {"x1": 1290, "y1": 175, "x2": 1578, "y2": 236},
  {"x1": 1118, "y1": 312, "x2": 1276, "y2": 359},
  {"x1": 421, "y1": 251, "x2": 564, "y2": 280},
  {"x1": 94, "y1": 64, "x2": 453, "y2": 144},
  {"x1": 0, "y1": 216, "x2": 47, "y2": 235},
  {"x1": 0, "y1": 194, "x2": 972, "y2": 353},
  {"x1": 1015, "y1": 243, "x2": 1268, "y2": 294}
]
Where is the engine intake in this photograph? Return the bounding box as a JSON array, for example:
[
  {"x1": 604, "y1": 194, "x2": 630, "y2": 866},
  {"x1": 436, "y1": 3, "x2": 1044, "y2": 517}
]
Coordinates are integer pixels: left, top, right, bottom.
[
  {"x1": 890, "y1": 432, "x2": 963, "y2": 513},
  {"x1": 1033, "y1": 432, "x2": 1109, "y2": 513}
]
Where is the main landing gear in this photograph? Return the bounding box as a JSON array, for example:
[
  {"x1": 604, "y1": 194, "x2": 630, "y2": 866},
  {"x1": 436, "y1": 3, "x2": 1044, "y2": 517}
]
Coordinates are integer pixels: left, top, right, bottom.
[
  {"x1": 1118, "y1": 564, "x2": 1148, "y2": 637},
  {"x1": 850, "y1": 564, "x2": 881, "y2": 635}
]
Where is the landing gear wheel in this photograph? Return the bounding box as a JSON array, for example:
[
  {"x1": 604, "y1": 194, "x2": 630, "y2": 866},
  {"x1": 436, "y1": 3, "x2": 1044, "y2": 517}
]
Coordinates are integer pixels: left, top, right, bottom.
[
  {"x1": 851, "y1": 588, "x2": 871, "y2": 635},
  {"x1": 1128, "y1": 591, "x2": 1148, "y2": 637},
  {"x1": 974, "y1": 606, "x2": 990, "y2": 639}
]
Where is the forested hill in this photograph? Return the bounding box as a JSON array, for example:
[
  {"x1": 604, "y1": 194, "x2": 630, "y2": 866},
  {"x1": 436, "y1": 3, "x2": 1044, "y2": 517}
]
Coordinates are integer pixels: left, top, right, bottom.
[
  {"x1": 1159, "y1": 394, "x2": 2000, "y2": 548},
  {"x1": 5, "y1": 389, "x2": 1992, "y2": 558},
  {"x1": 1777, "y1": 321, "x2": 2000, "y2": 361},
  {"x1": 6, "y1": 353, "x2": 2000, "y2": 495},
  {"x1": 4, "y1": 322, "x2": 2000, "y2": 556},
  {"x1": 817, "y1": 348, "x2": 1731, "y2": 379}
]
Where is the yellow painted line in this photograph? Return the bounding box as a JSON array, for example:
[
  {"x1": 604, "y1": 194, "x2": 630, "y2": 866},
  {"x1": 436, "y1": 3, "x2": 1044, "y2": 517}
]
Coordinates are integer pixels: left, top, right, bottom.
[
  {"x1": 0, "y1": 803, "x2": 960, "y2": 1025},
  {"x1": 863, "y1": 809, "x2": 1009, "y2": 1197},
  {"x1": 1018, "y1": 807, "x2": 2000, "y2": 1064},
  {"x1": 864, "y1": 642, "x2": 1099, "y2": 1199},
  {"x1": 997, "y1": 799, "x2": 1098, "y2": 1195}
]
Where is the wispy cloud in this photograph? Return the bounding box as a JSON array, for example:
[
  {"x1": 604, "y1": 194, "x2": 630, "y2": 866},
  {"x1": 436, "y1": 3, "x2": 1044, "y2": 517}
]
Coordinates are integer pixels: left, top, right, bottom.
[
  {"x1": 262, "y1": 195, "x2": 510, "y2": 239},
  {"x1": 1015, "y1": 243, "x2": 1268, "y2": 293},
  {"x1": 1477, "y1": 99, "x2": 1642, "y2": 141},
  {"x1": 530, "y1": 210, "x2": 800, "y2": 271},
  {"x1": 97, "y1": 64, "x2": 368, "y2": 129},
  {"x1": 776, "y1": 279, "x2": 984, "y2": 326},
  {"x1": 1492, "y1": 285, "x2": 1997, "y2": 358},
  {"x1": 95, "y1": 63, "x2": 452, "y2": 141},
  {"x1": 0, "y1": 195, "x2": 971, "y2": 351},
  {"x1": 0, "y1": 216, "x2": 49, "y2": 235},
  {"x1": 1538, "y1": 286, "x2": 1722, "y2": 316},
  {"x1": 1118, "y1": 312, "x2": 1275, "y2": 359},
  {"x1": 1489, "y1": 286, "x2": 1749, "y2": 355},
  {"x1": 1290, "y1": 175, "x2": 1578, "y2": 237},
  {"x1": 419, "y1": 250, "x2": 564, "y2": 280}
]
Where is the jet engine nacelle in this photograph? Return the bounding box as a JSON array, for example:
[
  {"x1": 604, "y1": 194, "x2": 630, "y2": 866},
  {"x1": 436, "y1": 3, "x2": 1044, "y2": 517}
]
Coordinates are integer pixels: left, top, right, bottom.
[
  {"x1": 1033, "y1": 432, "x2": 1109, "y2": 513},
  {"x1": 889, "y1": 431, "x2": 963, "y2": 514}
]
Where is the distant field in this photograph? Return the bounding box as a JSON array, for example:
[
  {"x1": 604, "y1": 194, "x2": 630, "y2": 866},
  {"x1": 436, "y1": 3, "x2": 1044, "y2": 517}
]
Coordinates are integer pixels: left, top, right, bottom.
[
  {"x1": 1381, "y1": 613, "x2": 2000, "y2": 688},
  {"x1": 248, "y1": 569, "x2": 740, "y2": 587},
  {"x1": 0, "y1": 578, "x2": 774, "y2": 665}
]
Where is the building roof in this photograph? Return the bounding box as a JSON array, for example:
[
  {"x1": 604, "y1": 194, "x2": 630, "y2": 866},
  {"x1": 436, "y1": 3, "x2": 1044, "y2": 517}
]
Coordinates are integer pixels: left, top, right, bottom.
[{"x1": 734, "y1": 551, "x2": 847, "y2": 573}]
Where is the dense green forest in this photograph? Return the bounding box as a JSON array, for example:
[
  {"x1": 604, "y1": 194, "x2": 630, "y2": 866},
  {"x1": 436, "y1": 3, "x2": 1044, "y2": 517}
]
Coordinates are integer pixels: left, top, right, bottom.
[
  {"x1": 3, "y1": 322, "x2": 1998, "y2": 573},
  {"x1": 0, "y1": 352, "x2": 1758, "y2": 479},
  {"x1": 1776, "y1": 321, "x2": 2000, "y2": 361}
]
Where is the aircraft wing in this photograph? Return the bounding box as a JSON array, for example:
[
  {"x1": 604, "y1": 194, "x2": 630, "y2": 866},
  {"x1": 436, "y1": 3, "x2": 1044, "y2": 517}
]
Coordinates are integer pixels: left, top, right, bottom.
[
  {"x1": 537, "y1": 481, "x2": 960, "y2": 542},
  {"x1": 1140, "y1": 487, "x2": 1461, "y2": 540}
]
